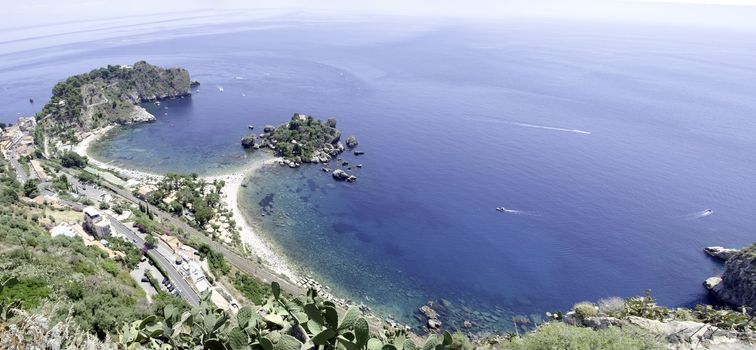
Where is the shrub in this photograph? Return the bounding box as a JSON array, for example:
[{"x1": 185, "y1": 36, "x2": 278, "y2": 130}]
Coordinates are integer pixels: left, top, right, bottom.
[
  {"x1": 198, "y1": 244, "x2": 230, "y2": 276},
  {"x1": 573, "y1": 302, "x2": 598, "y2": 319},
  {"x1": 448, "y1": 331, "x2": 474, "y2": 350},
  {"x1": 232, "y1": 271, "x2": 270, "y2": 305},
  {"x1": 0, "y1": 277, "x2": 51, "y2": 310},
  {"x1": 101, "y1": 259, "x2": 120, "y2": 276},
  {"x1": 624, "y1": 291, "x2": 670, "y2": 321},
  {"x1": 502, "y1": 322, "x2": 662, "y2": 350},
  {"x1": 77, "y1": 171, "x2": 96, "y2": 183},
  {"x1": 598, "y1": 297, "x2": 626, "y2": 317}
]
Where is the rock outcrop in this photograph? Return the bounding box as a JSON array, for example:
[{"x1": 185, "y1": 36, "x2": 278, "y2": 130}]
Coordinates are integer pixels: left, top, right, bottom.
[
  {"x1": 346, "y1": 135, "x2": 358, "y2": 148},
  {"x1": 625, "y1": 316, "x2": 754, "y2": 350},
  {"x1": 240, "y1": 134, "x2": 257, "y2": 148},
  {"x1": 706, "y1": 245, "x2": 756, "y2": 310},
  {"x1": 332, "y1": 169, "x2": 356, "y2": 182},
  {"x1": 126, "y1": 106, "x2": 157, "y2": 124},
  {"x1": 705, "y1": 246, "x2": 741, "y2": 261},
  {"x1": 128, "y1": 60, "x2": 191, "y2": 102}
]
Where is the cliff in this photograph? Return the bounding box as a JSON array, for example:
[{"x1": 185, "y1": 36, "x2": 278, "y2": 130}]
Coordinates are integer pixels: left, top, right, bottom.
[
  {"x1": 705, "y1": 244, "x2": 756, "y2": 310},
  {"x1": 36, "y1": 61, "x2": 192, "y2": 142}
]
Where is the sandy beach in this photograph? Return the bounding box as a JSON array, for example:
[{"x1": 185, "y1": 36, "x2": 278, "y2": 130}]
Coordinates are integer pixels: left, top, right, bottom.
[
  {"x1": 76, "y1": 128, "x2": 300, "y2": 293},
  {"x1": 74, "y1": 125, "x2": 163, "y2": 182},
  {"x1": 206, "y1": 158, "x2": 298, "y2": 281}
]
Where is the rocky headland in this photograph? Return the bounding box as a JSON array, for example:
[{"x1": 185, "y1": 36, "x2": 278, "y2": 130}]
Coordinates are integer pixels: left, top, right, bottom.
[
  {"x1": 36, "y1": 61, "x2": 194, "y2": 144},
  {"x1": 703, "y1": 244, "x2": 756, "y2": 311}
]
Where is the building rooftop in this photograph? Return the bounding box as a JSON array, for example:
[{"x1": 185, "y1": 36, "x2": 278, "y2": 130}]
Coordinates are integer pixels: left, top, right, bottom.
[{"x1": 83, "y1": 206, "x2": 100, "y2": 218}]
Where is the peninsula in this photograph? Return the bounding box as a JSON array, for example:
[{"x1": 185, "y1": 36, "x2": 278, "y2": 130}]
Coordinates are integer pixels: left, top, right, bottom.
[{"x1": 36, "y1": 61, "x2": 196, "y2": 148}]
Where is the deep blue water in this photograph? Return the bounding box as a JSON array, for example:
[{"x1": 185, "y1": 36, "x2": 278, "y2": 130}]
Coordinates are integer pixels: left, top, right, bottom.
[{"x1": 2, "y1": 15, "x2": 756, "y2": 331}]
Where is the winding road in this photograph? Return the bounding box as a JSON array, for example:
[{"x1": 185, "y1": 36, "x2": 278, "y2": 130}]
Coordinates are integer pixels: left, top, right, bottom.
[{"x1": 108, "y1": 215, "x2": 201, "y2": 306}]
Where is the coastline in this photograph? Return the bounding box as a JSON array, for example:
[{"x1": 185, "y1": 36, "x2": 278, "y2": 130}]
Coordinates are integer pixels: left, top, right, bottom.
[
  {"x1": 205, "y1": 160, "x2": 299, "y2": 282},
  {"x1": 75, "y1": 127, "x2": 301, "y2": 288},
  {"x1": 73, "y1": 125, "x2": 164, "y2": 182},
  {"x1": 75, "y1": 125, "x2": 368, "y2": 318}
]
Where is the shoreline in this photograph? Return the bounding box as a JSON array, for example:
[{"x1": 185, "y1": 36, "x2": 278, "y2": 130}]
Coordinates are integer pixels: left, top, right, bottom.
[
  {"x1": 73, "y1": 125, "x2": 164, "y2": 182},
  {"x1": 74, "y1": 125, "x2": 374, "y2": 320},
  {"x1": 74, "y1": 127, "x2": 302, "y2": 293},
  {"x1": 205, "y1": 159, "x2": 299, "y2": 282}
]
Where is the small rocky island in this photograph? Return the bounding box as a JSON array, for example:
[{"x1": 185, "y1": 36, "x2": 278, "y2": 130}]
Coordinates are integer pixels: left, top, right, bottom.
[{"x1": 241, "y1": 113, "x2": 360, "y2": 182}]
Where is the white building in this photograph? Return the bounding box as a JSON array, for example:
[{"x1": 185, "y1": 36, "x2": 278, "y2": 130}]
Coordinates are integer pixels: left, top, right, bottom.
[{"x1": 83, "y1": 206, "x2": 111, "y2": 238}]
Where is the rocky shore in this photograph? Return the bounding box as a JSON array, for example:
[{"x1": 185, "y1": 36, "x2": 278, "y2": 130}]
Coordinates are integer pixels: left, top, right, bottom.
[
  {"x1": 703, "y1": 245, "x2": 756, "y2": 310},
  {"x1": 240, "y1": 114, "x2": 361, "y2": 182}
]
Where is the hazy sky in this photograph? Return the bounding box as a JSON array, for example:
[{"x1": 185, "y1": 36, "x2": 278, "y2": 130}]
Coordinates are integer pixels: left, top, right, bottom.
[{"x1": 2, "y1": 0, "x2": 756, "y2": 30}]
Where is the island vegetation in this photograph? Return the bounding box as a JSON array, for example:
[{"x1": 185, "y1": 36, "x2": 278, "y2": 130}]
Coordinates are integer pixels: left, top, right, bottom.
[
  {"x1": 35, "y1": 61, "x2": 193, "y2": 146},
  {"x1": 242, "y1": 114, "x2": 347, "y2": 165}
]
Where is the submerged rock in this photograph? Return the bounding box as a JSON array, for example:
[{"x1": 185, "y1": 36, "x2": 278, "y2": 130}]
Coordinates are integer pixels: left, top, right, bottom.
[{"x1": 419, "y1": 305, "x2": 439, "y2": 319}]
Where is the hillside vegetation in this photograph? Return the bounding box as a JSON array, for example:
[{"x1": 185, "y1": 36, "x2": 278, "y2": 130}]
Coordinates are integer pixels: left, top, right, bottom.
[{"x1": 36, "y1": 61, "x2": 192, "y2": 142}]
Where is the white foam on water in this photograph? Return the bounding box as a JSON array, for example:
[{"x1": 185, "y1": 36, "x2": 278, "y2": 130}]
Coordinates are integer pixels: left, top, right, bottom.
[
  {"x1": 496, "y1": 207, "x2": 539, "y2": 216},
  {"x1": 507, "y1": 122, "x2": 591, "y2": 135},
  {"x1": 681, "y1": 209, "x2": 714, "y2": 219},
  {"x1": 465, "y1": 115, "x2": 591, "y2": 135},
  {"x1": 694, "y1": 209, "x2": 714, "y2": 219}
]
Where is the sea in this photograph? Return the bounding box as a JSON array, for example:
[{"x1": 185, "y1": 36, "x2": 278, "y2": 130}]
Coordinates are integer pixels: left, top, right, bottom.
[{"x1": 2, "y1": 12, "x2": 756, "y2": 332}]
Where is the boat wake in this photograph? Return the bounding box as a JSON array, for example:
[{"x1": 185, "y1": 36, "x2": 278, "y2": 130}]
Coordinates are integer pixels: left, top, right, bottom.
[
  {"x1": 506, "y1": 121, "x2": 591, "y2": 135},
  {"x1": 682, "y1": 209, "x2": 714, "y2": 219},
  {"x1": 692, "y1": 209, "x2": 714, "y2": 219},
  {"x1": 464, "y1": 116, "x2": 591, "y2": 135},
  {"x1": 495, "y1": 207, "x2": 538, "y2": 216}
]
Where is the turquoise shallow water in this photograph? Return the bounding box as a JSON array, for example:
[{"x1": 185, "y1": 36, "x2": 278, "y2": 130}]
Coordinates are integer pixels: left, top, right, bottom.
[{"x1": 3, "y1": 17, "x2": 756, "y2": 332}]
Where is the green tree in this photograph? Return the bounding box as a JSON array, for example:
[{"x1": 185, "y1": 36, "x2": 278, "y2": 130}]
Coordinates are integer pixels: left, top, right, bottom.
[
  {"x1": 23, "y1": 179, "x2": 40, "y2": 198},
  {"x1": 60, "y1": 151, "x2": 88, "y2": 168},
  {"x1": 145, "y1": 234, "x2": 157, "y2": 249}
]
